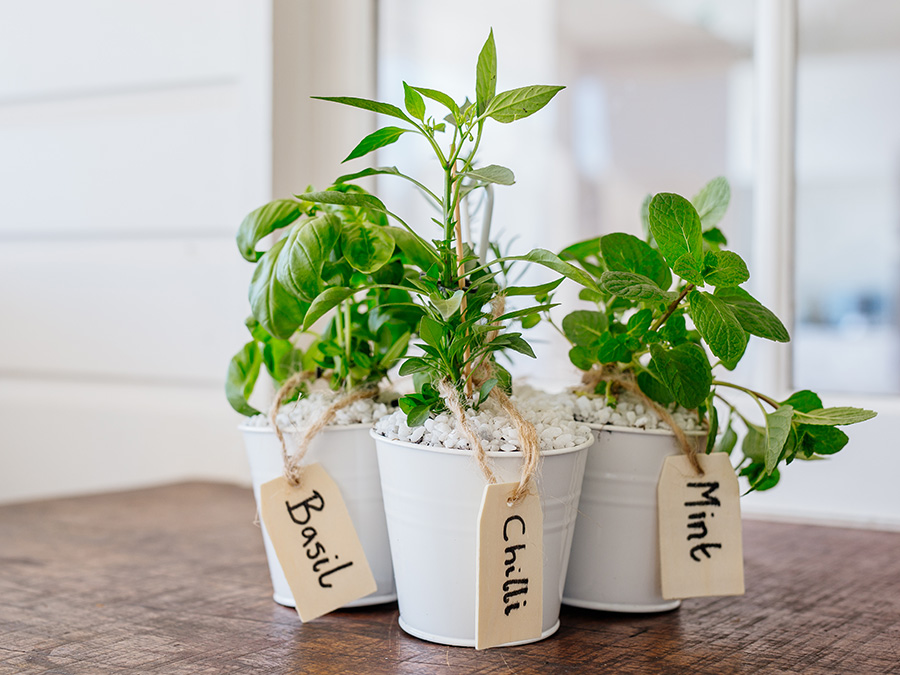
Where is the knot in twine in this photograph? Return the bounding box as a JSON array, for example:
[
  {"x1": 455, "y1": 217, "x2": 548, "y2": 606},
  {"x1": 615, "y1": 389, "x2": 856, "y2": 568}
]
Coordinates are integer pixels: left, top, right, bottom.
[
  {"x1": 269, "y1": 372, "x2": 378, "y2": 486},
  {"x1": 437, "y1": 373, "x2": 540, "y2": 505},
  {"x1": 581, "y1": 365, "x2": 704, "y2": 476}
]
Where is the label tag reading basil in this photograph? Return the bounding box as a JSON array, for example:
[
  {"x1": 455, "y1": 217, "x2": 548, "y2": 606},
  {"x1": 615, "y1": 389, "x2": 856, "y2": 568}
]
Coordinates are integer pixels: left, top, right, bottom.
[
  {"x1": 259, "y1": 463, "x2": 376, "y2": 621},
  {"x1": 658, "y1": 453, "x2": 745, "y2": 600},
  {"x1": 475, "y1": 482, "x2": 543, "y2": 650}
]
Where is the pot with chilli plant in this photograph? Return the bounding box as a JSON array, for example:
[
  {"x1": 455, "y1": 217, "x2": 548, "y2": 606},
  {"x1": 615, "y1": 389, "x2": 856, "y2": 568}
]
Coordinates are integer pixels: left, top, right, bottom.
[
  {"x1": 304, "y1": 30, "x2": 602, "y2": 647},
  {"x1": 534, "y1": 177, "x2": 877, "y2": 612},
  {"x1": 226, "y1": 183, "x2": 420, "y2": 609}
]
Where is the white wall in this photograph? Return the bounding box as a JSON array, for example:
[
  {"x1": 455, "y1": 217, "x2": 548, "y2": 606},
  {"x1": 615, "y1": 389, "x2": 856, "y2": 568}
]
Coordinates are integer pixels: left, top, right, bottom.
[{"x1": 0, "y1": 0, "x2": 375, "y2": 504}]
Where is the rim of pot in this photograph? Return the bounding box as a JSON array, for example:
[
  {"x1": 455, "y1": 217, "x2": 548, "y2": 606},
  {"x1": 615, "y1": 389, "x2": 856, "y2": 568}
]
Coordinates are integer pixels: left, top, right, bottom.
[
  {"x1": 238, "y1": 421, "x2": 372, "y2": 433},
  {"x1": 369, "y1": 428, "x2": 594, "y2": 458},
  {"x1": 586, "y1": 422, "x2": 707, "y2": 437}
]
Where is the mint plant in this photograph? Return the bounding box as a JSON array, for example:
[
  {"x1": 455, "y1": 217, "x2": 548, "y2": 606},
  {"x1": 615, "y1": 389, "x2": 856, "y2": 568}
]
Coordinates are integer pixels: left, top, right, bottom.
[
  {"x1": 548, "y1": 178, "x2": 876, "y2": 490},
  {"x1": 226, "y1": 185, "x2": 416, "y2": 416},
  {"x1": 295, "y1": 30, "x2": 594, "y2": 428}
]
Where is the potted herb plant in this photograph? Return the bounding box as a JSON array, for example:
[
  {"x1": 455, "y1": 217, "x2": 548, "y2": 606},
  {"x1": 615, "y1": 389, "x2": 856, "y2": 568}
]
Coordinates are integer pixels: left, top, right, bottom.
[
  {"x1": 538, "y1": 177, "x2": 876, "y2": 612},
  {"x1": 304, "y1": 31, "x2": 600, "y2": 647},
  {"x1": 227, "y1": 185, "x2": 417, "y2": 608}
]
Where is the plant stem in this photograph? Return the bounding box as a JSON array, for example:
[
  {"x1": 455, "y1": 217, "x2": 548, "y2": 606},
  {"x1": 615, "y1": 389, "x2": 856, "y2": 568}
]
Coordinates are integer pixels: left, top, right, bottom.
[
  {"x1": 650, "y1": 284, "x2": 694, "y2": 332},
  {"x1": 344, "y1": 301, "x2": 353, "y2": 390},
  {"x1": 451, "y1": 159, "x2": 472, "y2": 398},
  {"x1": 712, "y1": 380, "x2": 780, "y2": 409}
]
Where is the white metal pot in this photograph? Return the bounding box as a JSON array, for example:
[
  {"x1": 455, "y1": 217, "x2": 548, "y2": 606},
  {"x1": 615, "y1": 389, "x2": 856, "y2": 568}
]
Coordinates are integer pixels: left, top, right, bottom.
[
  {"x1": 373, "y1": 430, "x2": 590, "y2": 647},
  {"x1": 562, "y1": 424, "x2": 706, "y2": 612},
  {"x1": 240, "y1": 423, "x2": 396, "y2": 608}
]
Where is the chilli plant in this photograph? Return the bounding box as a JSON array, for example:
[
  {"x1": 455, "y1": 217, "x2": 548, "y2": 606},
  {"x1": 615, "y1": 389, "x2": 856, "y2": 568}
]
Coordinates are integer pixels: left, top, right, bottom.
[
  {"x1": 543, "y1": 177, "x2": 876, "y2": 491},
  {"x1": 226, "y1": 184, "x2": 417, "y2": 416},
  {"x1": 283, "y1": 29, "x2": 597, "y2": 427}
]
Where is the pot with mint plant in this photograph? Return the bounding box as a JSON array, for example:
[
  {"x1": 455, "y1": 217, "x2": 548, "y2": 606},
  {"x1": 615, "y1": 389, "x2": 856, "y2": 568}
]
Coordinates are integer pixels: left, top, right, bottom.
[
  {"x1": 227, "y1": 185, "x2": 417, "y2": 608},
  {"x1": 539, "y1": 178, "x2": 876, "y2": 612},
  {"x1": 305, "y1": 31, "x2": 599, "y2": 647}
]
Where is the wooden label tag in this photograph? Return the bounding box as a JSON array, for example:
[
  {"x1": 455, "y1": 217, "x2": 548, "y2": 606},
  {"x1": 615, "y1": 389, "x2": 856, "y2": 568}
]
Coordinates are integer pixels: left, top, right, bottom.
[
  {"x1": 259, "y1": 463, "x2": 376, "y2": 621},
  {"x1": 475, "y1": 482, "x2": 543, "y2": 650},
  {"x1": 658, "y1": 452, "x2": 745, "y2": 600}
]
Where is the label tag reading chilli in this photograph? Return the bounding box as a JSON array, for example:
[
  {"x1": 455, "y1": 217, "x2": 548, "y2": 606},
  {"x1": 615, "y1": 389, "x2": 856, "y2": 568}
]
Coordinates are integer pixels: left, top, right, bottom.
[
  {"x1": 259, "y1": 463, "x2": 376, "y2": 621},
  {"x1": 475, "y1": 482, "x2": 543, "y2": 650},
  {"x1": 658, "y1": 453, "x2": 745, "y2": 600}
]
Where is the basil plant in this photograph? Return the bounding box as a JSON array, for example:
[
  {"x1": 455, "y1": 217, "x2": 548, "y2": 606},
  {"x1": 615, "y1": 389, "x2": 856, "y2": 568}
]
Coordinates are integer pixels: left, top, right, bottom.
[
  {"x1": 544, "y1": 178, "x2": 876, "y2": 491},
  {"x1": 226, "y1": 185, "x2": 418, "y2": 416}
]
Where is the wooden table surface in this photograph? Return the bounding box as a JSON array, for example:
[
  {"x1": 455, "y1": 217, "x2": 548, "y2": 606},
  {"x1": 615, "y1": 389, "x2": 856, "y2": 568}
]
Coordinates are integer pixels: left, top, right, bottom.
[{"x1": 1, "y1": 482, "x2": 898, "y2": 674}]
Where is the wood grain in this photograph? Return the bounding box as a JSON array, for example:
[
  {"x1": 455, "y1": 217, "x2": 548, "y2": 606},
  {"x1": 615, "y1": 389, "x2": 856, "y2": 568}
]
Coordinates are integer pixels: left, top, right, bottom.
[{"x1": 1, "y1": 482, "x2": 898, "y2": 674}]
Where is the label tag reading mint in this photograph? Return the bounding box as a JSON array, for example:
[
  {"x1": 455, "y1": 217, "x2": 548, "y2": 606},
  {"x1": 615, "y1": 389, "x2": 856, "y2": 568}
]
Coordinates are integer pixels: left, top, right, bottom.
[
  {"x1": 658, "y1": 452, "x2": 745, "y2": 600},
  {"x1": 259, "y1": 463, "x2": 376, "y2": 621},
  {"x1": 475, "y1": 482, "x2": 543, "y2": 650}
]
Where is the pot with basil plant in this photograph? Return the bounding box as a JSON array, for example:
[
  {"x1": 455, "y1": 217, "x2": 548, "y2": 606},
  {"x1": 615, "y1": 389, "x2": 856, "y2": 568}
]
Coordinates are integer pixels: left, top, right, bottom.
[
  {"x1": 303, "y1": 31, "x2": 601, "y2": 648},
  {"x1": 539, "y1": 177, "x2": 876, "y2": 612},
  {"x1": 227, "y1": 184, "x2": 417, "y2": 611}
]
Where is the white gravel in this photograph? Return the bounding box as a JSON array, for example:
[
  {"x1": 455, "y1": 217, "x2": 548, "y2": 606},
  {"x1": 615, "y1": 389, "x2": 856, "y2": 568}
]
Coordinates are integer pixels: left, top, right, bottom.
[
  {"x1": 551, "y1": 387, "x2": 701, "y2": 432},
  {"x1": 373, "y1": 386, "x2": 592, "y2": 452},
  {"x1": 242, "y1": 390, "x2": 394, "y2": 429}
]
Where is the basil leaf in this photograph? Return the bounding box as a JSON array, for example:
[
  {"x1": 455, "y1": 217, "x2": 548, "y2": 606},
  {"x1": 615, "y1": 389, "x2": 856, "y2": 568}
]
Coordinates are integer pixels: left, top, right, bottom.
[
  {"x1": 302, "y1": 287, "x2": 354, "y2": 331},
  {"x1": 343, "y1": 126, "x2": 409, "y2": 163},
  {"x1": 688, "y1": 290, "x2": 748, "y2": 368},
  {"x1": 475, "y1": 29, "x2": 497, "y2": 116},
  {"x1": 296, "y1": 189, "x2": 387, "y2": 213},
  {"x1": 649, "y1": 343, "x2": 712, "y2": 410},
  {"x1": 225, "y1": 342, "x2": 262, "y2": 416},
  {"x1": 691, "y1": 176, "x2": 731, "y2": 229},
  {"x1": 714, "y1": 287, "x2": 790, "y2": 343},
  {"x1": 600, "y1": 232, "x2": 671, "y2": 290},
  {"x1": 341, "y1": 222, "x2": 395, "y2": 273},
  {"x1": 262, "y1": 339, "x2": 302, "y2": 382},
  {"x1": 562, "y1": 310, "x2": 608, "y2": 347},
  {"x1": 236, "y1": 200, "x2": 304, "y2": 262},
  {"x1": 485, "y1": 85, "x2": 565, "y2": 123},
  {"x1": 248, "y1": 238, "x2": 309, "y2": 339},
  {"x1": 275, "y1": 213, "x2": 341, "y2": 301},
  {"x1": 648, "y1": 192, "x2": 703, "y2": 273}
]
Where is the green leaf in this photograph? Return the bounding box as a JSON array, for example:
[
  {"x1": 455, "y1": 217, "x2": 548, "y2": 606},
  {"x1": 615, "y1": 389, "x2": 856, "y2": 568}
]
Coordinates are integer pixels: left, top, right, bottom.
[
  {"x1": 741, "y1": 462, "x2": 781, "y2": 492},
  {"x1": 225, "y1": 342, "x2": 262, "y2": 416},
  {"x1": 703, "y1": 227, "x2": 728, "y2": 247},
  {"x1": 716, "y1": 419, "x2": 738, "y2": 455},
  {"x1": 500, "y1": 333, "x2": 536, "y2": 358},
  {"x1": 262, "y1": 339, "x2": 301, "y2": 382},
  {"x1": 398, "y1": 357, "x2": 431, "y2": 376},
  {"x1": 597, "y1": 333, "x2": 633, "y2": 364},
  {"x1": 333, "y1": 166, "x2": 441, "y2": 204},
  {"x1": 484, "y1": 85, "x2": 565, "y2": 123},
  {"x1": 478, "y1": 377, "x2": 498, "y2": 404},
  {"x1": 688, "y1": 290, "x2": 748, "y2": 368},
  {"x1": 406, "y1": 403, "x2": 433, "y2": 428},
  {"x1": 461, "y1": 164, "x2": 515, "y2": 186},
  {"x1": 475, "y1": 29, "x2": 497, "y2": 116},
  {"x1": 509, "y1": 249, "x2": 600, "y2": 293},
  {"x1": 296, "y1": 189, "x2": 387, "y2": 213},
  {"x1": 431, "y1": 290, "x2": 464, "y2": 320},
  {"x1": 764, "y1": 405, "x2": 794, "y2": 473},
  {"x1": 640, "y1": 194, "x2": 652, "y2": 236},
  {"x1": 672, "y1": 253, "x2": 704, "y2": 284},
  {"x1": 562, "y1": 310, "x2": 608, "y2": 347},
  {"x1": 799, "y1": 424, "x2": 849, "y2": 457},
  {"x1": 600, "y1": 271, "x2": 675, "y2": 302},
  {"x1": 302, "y1": 287, "x2": 354, "y2": 331},
  {"x1": 385, "y1": 226, "x2": 440, "y2": 269},
  {"x1": 504, "y1": 277, "x2": 564, "y2": 297},
  {"x1": 418, "y1": 315, "x2": 444, "y2": 348},
  {"x1": 742, "y1": 425, "x2": 766, "y2": 462},
  {"x1": 692, "y1": 176, "x2": 731, "y2": 229},
  {"x1": 568, "y1": 346, "x2": 595, "y2": 371},
  {"x1": 341, "y1": 222, "x2": 395, "y2": 273},
  {"x1": 637, "y1": 370, "x2": 674, "y2": 406},
  {"x1": 705, "y1": 401, "x2": 718, "y2": 454},
  {"x1": 793, "y1": 407, "x2": 877, "y2": 426},
  {"x1": 411, "y1": 86, "x2": 460, "y2": 117},
  {"x1": 343, "y1": 126, "x2": 409, "y2": 163},
  {"x1": 380, "y1": 331, "x2": 410, "y2": 367},
  {"x1": 559, "y1": 237, "x2": 600, "y2": 262},
  {"x1": 600, "y1": 232, "x2": 671, "y2": 290},
  {"x1": 311, "y1": 95, "x2": 412, "y2": 124},
  {"x1": 649, "y1": 343, "x2": 712, "y2": 410},
  {"x1": 702, "y1": 250, "x2": 749, "y2": 288},
  {"x1": 236, "y1": 200, "x2": 304, "y2": 262},
  {"x1": 403, "y1": 81, "x2": 426, "y2": 120},
  {"x1": 248, "y1": 238, "x2": 309, "y2": 339},
  {"x1": 275, "y1": 213, "x2": 341, "y2": 301},
  {"x1": 648, "y1": 193, "x2": 704, "y2": 273},
  {"x1": 782, "y1": 390, "x2": 823, "y2": 413},
  {"x1": 626, "y1": 308, "x2": 653, "y2": 336},
  {"x1": 714, "y1": 287, "x2": 790, "y2": 343}
]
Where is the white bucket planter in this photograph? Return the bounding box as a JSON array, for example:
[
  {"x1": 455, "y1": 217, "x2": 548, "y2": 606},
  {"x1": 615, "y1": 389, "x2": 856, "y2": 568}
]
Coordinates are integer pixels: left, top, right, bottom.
[
  {"x1": 562, "y1": 425, "x2": 706, "y2": 612},
  {"x1": 240, "y1": 423, "x2": 396, "y2": 608},
  {"x1": 373, "y1": 430, "x2": 590, "y2": 647}
]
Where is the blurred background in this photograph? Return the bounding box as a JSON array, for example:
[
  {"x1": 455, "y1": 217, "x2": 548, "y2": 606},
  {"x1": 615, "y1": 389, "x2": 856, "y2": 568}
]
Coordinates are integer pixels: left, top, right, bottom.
[{"x1": 1, "y1": 0, "x2": 897, "y2": 528}]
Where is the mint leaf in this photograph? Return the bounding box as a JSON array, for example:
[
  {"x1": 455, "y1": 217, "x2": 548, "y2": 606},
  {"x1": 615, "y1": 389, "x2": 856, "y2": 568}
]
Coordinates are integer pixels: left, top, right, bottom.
[
  {"x1": 648, "y1": 193, "x2": 703, "y2": 273},
  {"x1": 597, "y1": 333, "x2": 632, "y2": 364},
  {"x1": 649, "y1": 343, "x2": 712, "y2": 410},
  {"x1": 691, "y1": 176, "x2": 731, "y2": 228},
  {"x1": 714, "y1": 287, "x2": 790, "y2": 343},
  {"x1": 485, "y1": 85, "x2": 565, "y2": 123},
  {"x1": 403, "y1": 81, "x2": 426, "y2": 121},
  {"x1": 765, "y1": 405, "x2": 794, "y2": 473},
  {"x1": 637, "y1": 370, "x2": 674, "y2": 406},
  {"x1": 568, "y1": 346, "x2": 595, "y2": 371},
  {"x1": 236, "y1": 200, "x2": 304, "y2": 262},
  {"x1": 716, "y1": 418, "x2": 738, "y2": 455},
  {"x1": 793, "y1": 407, "x2": 877, "y2": 426},
  {"x1": 702, "y1": 250, "x2": 749, "y2": 288},
  {"x1": 782, "y1": 390, "x2": 823, "y2": 413},
  {"x1": 689, "y1": 290, "x2": 748, "y2": 368},
  {"x1": 672, "y1": 253, "x2": 704, "y2": 284},
  {"x1": 600, "y1": 232, "x2": 671, "y2": 290},
  {"x1": 600, "y1": 271, "x2": 675, "y2": 302},
  {"x1": 560, "y1": 237, "x2": 600, "y2": 262},
  {"x1": 627, "y1": 309, "x2": 653, "y2": 336},
  {"x1": 703, "y1": 227, "x2": 728, "y2": 247},
  {"x1": 475, "y1": 29, "x2": 497, "y2": 115},
  {"x1": 562, "y1": 310, "x2": 608, "y2": 346}
]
